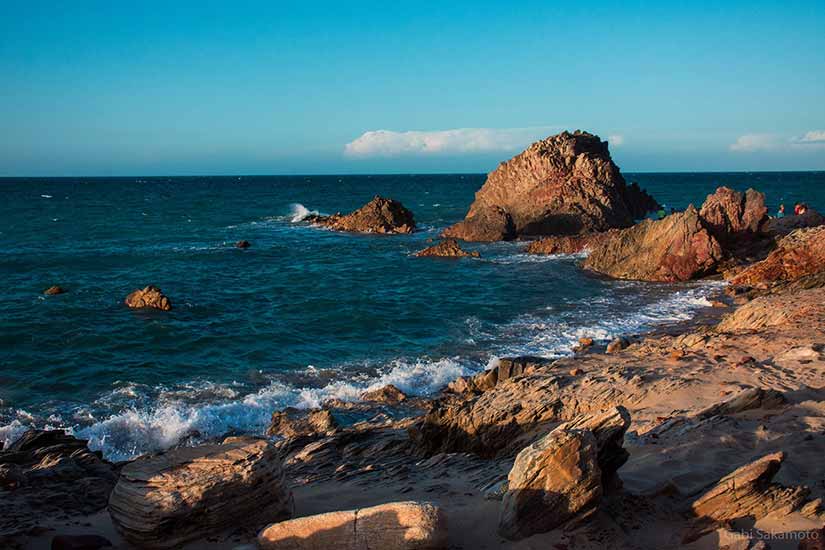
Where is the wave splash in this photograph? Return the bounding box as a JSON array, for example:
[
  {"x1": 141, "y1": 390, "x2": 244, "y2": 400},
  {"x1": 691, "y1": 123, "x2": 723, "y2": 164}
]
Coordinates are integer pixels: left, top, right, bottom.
[{"x1": 288, "y1": 203, "x2": 320, "y2": 222}]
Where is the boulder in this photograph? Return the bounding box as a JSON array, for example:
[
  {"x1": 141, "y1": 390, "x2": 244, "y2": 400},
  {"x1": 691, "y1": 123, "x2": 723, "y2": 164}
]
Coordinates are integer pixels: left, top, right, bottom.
[
  {"x1": 698, "y1": 187, "x2": 768, "y2": 246},
  {"x1": 414, "y1": 239, "x2": 479, "y2": 258},
  {"x1": 235, "y1": 240, "x2": 251, "y2": 249},
  {"x1": 498, "y1": 428, "x2": 602, "y2": 540},
  {"x1": 257, "y1": 501, "x2": 447, "y2": 550},
  {"x1": 0, "y1": 430, "x2": 119, "y2": 537},
  {"x1": 43, "y1": 285, "x2": 66, "y2": 295},
  {"x1": 267, "y1": 409, "x2": 338, "y2": 439},
  {"x1": 685, "y1": 452, "x2": 810, "y2": 542},
  {"x1": 108, "y1": 437, "x2": 293, "y2": 549},
  {"x1": 316, "y1": 196, "x2": 415, "y2": 234},
  {"x1": 583, "y1": 205, "x2": 724, "y2": 282},
  {"x1": 442, "y1": 131, "x2": 658, "y2": 241},
  {"x1": 360, "y1": 384, "x2": 407, "y2": 404},
  {"x1": 124, "y1": 285, "x2": 171, "y2": 311},
  {"x1": 731, "y1": 227, "x2": 825, "y2": 287}
]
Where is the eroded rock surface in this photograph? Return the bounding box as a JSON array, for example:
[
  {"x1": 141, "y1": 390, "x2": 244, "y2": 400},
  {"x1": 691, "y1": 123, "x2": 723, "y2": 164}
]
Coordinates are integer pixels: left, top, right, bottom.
[
  {"x1": 698, "y1": 187, "x2": 768, "y2": 247},
  {"x1": 124, "y1": 285, "x2": 172, "y2": 311},
  {"x1": 731, "y1": 227, "x2": 825, "y2": 287},
  {"x1": 314, "y1": 196, "x2": 415, "y2": 234}
]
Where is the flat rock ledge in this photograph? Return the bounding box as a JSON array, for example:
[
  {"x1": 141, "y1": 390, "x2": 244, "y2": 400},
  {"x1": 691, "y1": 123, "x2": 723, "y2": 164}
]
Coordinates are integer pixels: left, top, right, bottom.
[
  {"x1": 108, "y1": 436, "x2": 293, "y2": 549},
  {"x1": 257, "y1": 501, "x2": 447, "y2": 550}
]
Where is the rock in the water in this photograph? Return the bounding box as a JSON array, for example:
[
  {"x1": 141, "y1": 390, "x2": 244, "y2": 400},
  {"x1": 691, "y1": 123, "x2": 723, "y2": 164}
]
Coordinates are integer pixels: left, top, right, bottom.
[
  {"x1": 0, "y1": 430, "x2": 118, "y2": 537},
  {"x1": 731, "y1": 227, "x2": 825, "y2": 287},
  {"x1": 124, "y1": 285, "x2": 172, "y2": 311},
  {"x1": 267, "y1": 409, "x2": 338, "y2": 439},
  {"x1": 43, "y1": 285, "x2": 66, "y2": 295},
  {"x1": 415, "y1": 238, "x2": 479, "y2": 258},
  {"x1": 257, "y1": 501, "x2": 447, "y2": 550},
  {"x1": 698, "y1": 187, "x2": 768, "y2": 247},
  {"x1": 498, "y1": 428, "x2": 602, "y2": 540},
  {"x1": 316, "y1": 196, "x2": 415, "y2": 234},
  {"x1": 583, "y1": 205, "x2": 724, "y2": 282},
  {"x1": 360, "y1": 384, "x2": 407, "y2": 404},
  {"x1": 235, "y1": 240, "x2": 251, "y2": 249},
  {"x1": 685, "y1": 451, "x2": 810, "y2": 542},
  {"x1": 108, "y1": 437, "x2": 293, "y2": 549},
  {"x1": 524, "y1": 232, "x2": 615, "y2": 255},
  {"x1": 442, "y1": 131, "x2": 658, "y2": 241},
  {"x1": 51, "y1": 534, "x2": 113, "y2": 550}
]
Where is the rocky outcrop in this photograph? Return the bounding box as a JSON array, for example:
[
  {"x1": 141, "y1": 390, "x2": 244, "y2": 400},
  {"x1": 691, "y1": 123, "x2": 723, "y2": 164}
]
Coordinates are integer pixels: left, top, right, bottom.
[
  {"x1": 442, "y1": 131, "x2": 658, "y2": 241},
  {"x1": 499, "y1": 429, "x2": 602, "y2": 540},
  {"x1": 583, "y1": 206, "x2": 724, "y2": 282},
  {"x1": 698, "y1": 187, "x2": 768, "y2": 247},
  {"x1": 524, "y1": 231, "x2": 616, "y2": 255},
  {"x1": 414, "y1": 239, "x2": 479, "y2": 258},
  {"x1": 257, "y1": 501, "x2": 447, "y2": 550},
  {"x1": 43, "y1": 285, "x2": 66, "y2": 295},
  {"x1": 716, "y1": 287, "x2": 825, "y2": 332},
  {"x1": 124, "y1": 285, "x2": 172, "y2": 311},
  {"x1": 314, "y1": 196, "x2": 415, "y2": 234},
  {"x1": 731, "y1": 227, "x2": 825, "y2": 287},
  {"x1": 762, "y1": 208, "x2": 825, "y2": 237},
  {"x1": 108, "y1": 436, "x2": 292, "y2": 548},
  {"x1": 0, "y1": 430, "x2": 118, "y2": 537},
  {"x1": 267, "y1": 409, "x2": 338, "y2": 439},
  {"x1": 685, "y1": 452, "x2": 810, "y2": 542},
  {"x1": 360, "y1": 384, "x2": 408, "y2": 404},
  {"x1": 446, "y1": 356, "x2": 553, "y2": 395}
]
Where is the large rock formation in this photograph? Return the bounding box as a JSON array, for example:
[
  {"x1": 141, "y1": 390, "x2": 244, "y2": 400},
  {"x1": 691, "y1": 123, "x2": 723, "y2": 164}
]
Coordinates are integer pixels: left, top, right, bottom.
[
  {"x1": 108, "y1": 436, "x2": 292, "y2": 548},
  {"x1": 442, "y1": 131, "x2": 658, "y2": 241},
  {"x1": 313, "y1": 196, "x2": 415, "y2": 234},
  {"x1": 124, "y1": 285, "x2": 172, "y2": 311},
  {"x1": 582, "y1": 205, "x2": 724, "y2": 282},
  {"x1": 257, "y1": 501, "x2": 447, "y2": 550},
  {"x1": 414, "y1": 239, "x2": 479, "y2": 258},
  {"x1": 698, "y1": 187, "x2": 768, "y2": 247},
  {"x1": 731, "y1": 227, "x2": 825, "y2": 286},
  {"x1": 0, "y1": 430, "x2": 119, "y2": 537}
]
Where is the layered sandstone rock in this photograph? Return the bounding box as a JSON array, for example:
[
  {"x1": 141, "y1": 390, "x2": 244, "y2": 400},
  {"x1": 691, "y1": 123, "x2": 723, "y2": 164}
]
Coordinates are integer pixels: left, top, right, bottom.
[
  {"x1": 314, "y1": 196, "x2": 415, "y2": 234},
  {"x1": 0, "y1": 430, "x2": 118, "y2": 537},
  {"x1": 442, "y1": 131, "x2": 658, "y2": 241},
  {"x1": 257, "y1": 501, "x2": 447, "y2": 550},
  {"x1": 124, "y1": 285, "x2": 172, "y2": 311},
  {"x1": 414, "y1": 239, "x2": 479, "y2": 258},
  {"x1": 716, "y1": 287, "x2": 825, "y2": 332},
  {"x1": 268, "y1": 409, "x2": 339, "y2": 439},
  {"x1": 446, "y1": 356, "x2": 553, "y2": 395},
  {"x1": 108, "y1": 437, "x2": 292, "y2": 548},
  {"x1": 698, "y1": 187, "x2": 768, "y2": 247},
  {"x1": 731, "y1": 227, "x2": 825, "y2": 286},
  {"x1": 583, "y1": 206, "x2": 723, "y2": 282}
]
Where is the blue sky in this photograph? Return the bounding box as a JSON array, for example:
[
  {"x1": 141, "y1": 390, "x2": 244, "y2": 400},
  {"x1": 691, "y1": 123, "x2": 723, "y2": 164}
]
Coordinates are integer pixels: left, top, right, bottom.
[{"x1": 1, "y1": 1, "x2": 824, "y2": 176}]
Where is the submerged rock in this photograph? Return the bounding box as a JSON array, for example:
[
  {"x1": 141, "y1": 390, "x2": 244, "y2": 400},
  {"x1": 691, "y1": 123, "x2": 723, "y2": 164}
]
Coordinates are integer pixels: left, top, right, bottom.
[
  {"x1": 414, "y1": 238, "x2": 479, "y2": 258},
  {"x1": 43, "y1": 285, "x2": 66, "y2": 295},
  {"x1": 442, "y1": 131, "x2": 658, "y2": 241},
  {"x1": 257, "y1": 501, "x2": 447, "y2": 550},
  {"x1": 108, "y1": 436, "x2": 293, "y2": 549},
  {"x1": 235, "y1": 239, "x2": 251, "y2": 249},
  {"x1": 731, "y1": 226, "x2": 825, "y2": 287},
  {"x1": 316, "y1": 196, "x2": 415, "y2": 234},
  {"x1": 124, "y1": 285, "x2": 172, "y2": 311}
]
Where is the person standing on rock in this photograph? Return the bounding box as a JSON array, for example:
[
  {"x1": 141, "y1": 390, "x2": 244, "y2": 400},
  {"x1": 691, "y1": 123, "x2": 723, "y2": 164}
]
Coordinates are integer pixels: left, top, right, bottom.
[{"x1": 776, "y1": 204, "x2": 786, "y2": 218}]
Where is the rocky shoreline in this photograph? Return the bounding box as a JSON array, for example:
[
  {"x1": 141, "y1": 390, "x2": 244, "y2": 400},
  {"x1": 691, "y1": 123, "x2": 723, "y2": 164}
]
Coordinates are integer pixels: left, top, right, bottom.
[{"x1": 4, "y1": 131, "x2": 825, "y2": 549}]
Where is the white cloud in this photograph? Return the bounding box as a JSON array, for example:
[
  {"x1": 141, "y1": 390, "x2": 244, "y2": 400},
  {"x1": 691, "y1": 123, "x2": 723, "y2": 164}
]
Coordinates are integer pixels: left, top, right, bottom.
[
  {"x1": 344, "y1": 126, "x2": 561, "y2": 157},
  {"x1": 729, "y1": 134, "x2": 780, "y2": 152},
  {"x1": 607, "y1": 134, "x2": 624, "y2": 146},
  {"x1": 794, "y1": 130, "x2": 825, "y2": 144}
]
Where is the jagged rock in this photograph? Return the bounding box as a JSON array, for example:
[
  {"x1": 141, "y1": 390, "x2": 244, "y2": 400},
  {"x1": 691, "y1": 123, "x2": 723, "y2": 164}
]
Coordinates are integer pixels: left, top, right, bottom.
[
  {"x1": 415, "y1": 238, "x2": 479, "y2": 258},
  {"x1": 447, "y1": 357, "x2": 552, "y2": 395},
  {"x1": 685, "y1": 452, "x2": 810, "y2": 542},
  {"x1": 606, "y1": 337, "x2": 630, "y2": 353},
  {"x1": 360, "y1": 384, "x2": 407, "y2": 404},
  {"x1": 235, "y1": 240, "x2": 251, "y2": 249},
  {"x1": 524, "y1": 231, "x2": 617, "y2": 255},
  {"x1": 731, "y1": 227, "x2": 825, "y2": 287},
  {"x1": 498, "y1": 428, "x2": 602, "y2": 540},
  {"x1": 267, "y1": 409, "x2": 338, "y2": 439},
  {"x1": 442, "y1": 131, "x2": 658, "y2": 241},
  {"x1": 50, "y1": 534, "x2": 113, "y2": 550},
  {"x1": 124, "y1": 285, "x2": 172, "y2": 311},
  {"x1": 693, "y1": 388, "x2": 786, "y2": 419},
  {"x1": 315, "y1": 196, "x2": 415, "y2": 234},
  {"x1": 583, "y1": 205, "x2": 724, "y2": 282},
  {"x1": 699, "y1": 187, "x2": 768, "y2": 247},
  {"x1": 762, "y1": 208, "x2": 825, "y2": 237},
  {"x1": 257, "y1": 501, "x2": 447, "y2": 550},
  {"x1": 43, "y1": 285, "x2": 66, "y2": 295},
  {"x1": 0, "y1": 430, "x2": 118, "y2": 537},
  {"x1": 108, "y1": 437, "x2": 293, "y2": 549}
]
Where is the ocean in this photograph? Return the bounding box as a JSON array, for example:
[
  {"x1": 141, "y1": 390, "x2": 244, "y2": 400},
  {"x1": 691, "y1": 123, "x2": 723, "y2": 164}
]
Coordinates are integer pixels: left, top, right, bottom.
[{"x1": 1, "y1": 172, "x2": 823, "y2": 460}]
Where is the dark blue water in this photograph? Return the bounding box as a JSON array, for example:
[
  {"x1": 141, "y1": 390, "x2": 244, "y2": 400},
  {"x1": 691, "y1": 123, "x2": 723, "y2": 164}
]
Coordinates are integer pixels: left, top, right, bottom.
[{"x1": 1, "y1": 172, "x2": 822, "y2": 459}]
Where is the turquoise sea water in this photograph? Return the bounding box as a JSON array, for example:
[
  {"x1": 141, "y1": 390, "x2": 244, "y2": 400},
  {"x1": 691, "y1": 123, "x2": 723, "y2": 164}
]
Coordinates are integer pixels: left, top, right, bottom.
[{"x1": 1, "y1": 172, "x2": 823, "y2": 459}]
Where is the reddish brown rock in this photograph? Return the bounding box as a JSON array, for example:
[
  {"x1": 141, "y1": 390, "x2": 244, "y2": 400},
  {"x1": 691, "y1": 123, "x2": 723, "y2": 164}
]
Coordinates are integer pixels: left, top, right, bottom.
[
  {"x1": 698, "y1": 187, "x2": 768, "y2": 246},
  {"x1": 731, "y1": 227, "x2": 825, "y2": 287},
  {"x1": 316, "y1": 196, "x2": 415, "y2": 234},
  {"x1": 415, "y1": 239, "x2": 480, "y2": 258},
  {"x1": 43, "y1": 285, "x2": 66, "y2": 295},
  {"x1": 442, "y1": 131, "x2": 658, "y2": 241},
  {"x1": 124, "y1": 285, "x2": 172, "y2": 311},
  {"x1": 583, "y1": 206, "x2": 724, "y2": 282},
  {"x1": 524, "y1": 231, "x2": 615, "y2": 255},
  {"x1": 360, "y1": 384, "x2": 408, "y2": 404}
]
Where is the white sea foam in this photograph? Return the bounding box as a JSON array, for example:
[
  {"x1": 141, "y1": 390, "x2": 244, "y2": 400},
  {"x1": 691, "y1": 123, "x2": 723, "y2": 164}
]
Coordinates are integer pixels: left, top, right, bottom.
[{"x1": 288, "y1": 203, "x2": 320, "y2": 222}]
